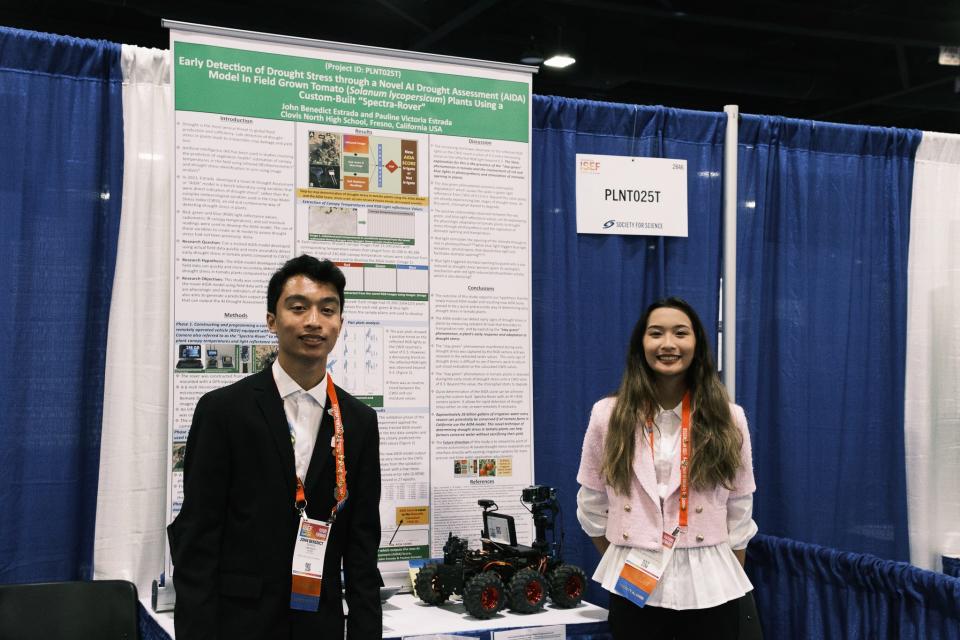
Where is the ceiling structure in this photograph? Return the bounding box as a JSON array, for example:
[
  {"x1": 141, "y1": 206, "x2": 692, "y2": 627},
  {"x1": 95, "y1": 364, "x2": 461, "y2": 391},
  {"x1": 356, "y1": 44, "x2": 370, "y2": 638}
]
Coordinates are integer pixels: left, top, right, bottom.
[{"x1": 2, "y1": 0, "x2": 959, "y2": 133}]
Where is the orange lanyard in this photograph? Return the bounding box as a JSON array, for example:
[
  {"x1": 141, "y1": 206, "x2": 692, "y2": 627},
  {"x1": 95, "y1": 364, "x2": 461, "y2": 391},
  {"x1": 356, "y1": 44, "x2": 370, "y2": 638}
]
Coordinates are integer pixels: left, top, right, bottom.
[
  {"x1": 646, "y1": 391, "x2": 691, "y2": 528},
  {"x1": 294, "y1": 375, "x2": 348, "y2": 522}
]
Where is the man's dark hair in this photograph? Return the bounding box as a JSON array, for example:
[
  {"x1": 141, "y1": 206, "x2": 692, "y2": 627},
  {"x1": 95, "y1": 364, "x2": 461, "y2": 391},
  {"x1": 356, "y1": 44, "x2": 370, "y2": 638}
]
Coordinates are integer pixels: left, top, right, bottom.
[{"x1": 267, "y1": 254, "x2": 346, "y2": 314}]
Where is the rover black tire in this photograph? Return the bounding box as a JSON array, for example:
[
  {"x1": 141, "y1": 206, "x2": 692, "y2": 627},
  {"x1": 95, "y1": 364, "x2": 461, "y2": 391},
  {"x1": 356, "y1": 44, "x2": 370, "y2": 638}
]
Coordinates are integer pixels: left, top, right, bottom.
[
  {"x1": 548, "y1": 563, "x2": 587, "y2": 608},
  {"x1": 414, "y1": 564, "x2": 451, "y2": 605},
  {"x1": 507, "y1": 567, "x2": 548, "y2": 613},
  {"x1": 463, "y1": 571, "x2": 506, "y2": 619}
]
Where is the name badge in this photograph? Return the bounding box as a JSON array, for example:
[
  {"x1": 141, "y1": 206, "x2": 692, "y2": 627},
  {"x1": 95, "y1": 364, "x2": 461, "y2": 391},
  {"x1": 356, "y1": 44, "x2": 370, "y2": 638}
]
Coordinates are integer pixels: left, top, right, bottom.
[
  {"x1": 614, "y1": 527, "x2": 681, "y2": 607},
  {"x1": 290, "y1": 517, "x2": 332, "y2": 611}
]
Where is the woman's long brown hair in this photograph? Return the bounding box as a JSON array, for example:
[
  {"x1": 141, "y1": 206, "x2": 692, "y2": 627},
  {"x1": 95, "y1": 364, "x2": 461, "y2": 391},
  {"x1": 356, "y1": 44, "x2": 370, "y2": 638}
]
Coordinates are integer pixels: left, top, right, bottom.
[{"x1": 601, "y1": 297, "x2": 742, "y2": 495}]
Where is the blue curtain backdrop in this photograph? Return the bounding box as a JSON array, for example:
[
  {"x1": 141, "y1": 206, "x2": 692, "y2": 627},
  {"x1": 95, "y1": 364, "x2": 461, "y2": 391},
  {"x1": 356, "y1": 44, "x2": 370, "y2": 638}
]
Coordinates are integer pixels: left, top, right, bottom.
[
  {"x1": 0, "y1": 24, "x2": 944, "y2": 635},
  {"x1": 747, "y1": 534, "x2": 960, "y2": 640},
  {"x1": 531, "y1": 95, "x2": 727, "y2": 603},
  {"x1": 735, "y1": 115, "x2": 920, "y2": 562},
  {"x1": 0, "y1": 27, "x2": 123, "y2": 582}
]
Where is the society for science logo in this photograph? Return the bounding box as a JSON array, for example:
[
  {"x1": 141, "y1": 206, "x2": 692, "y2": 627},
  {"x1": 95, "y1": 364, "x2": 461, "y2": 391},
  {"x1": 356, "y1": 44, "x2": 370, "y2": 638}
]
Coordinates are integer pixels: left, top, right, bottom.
[{"x1": 601, "y1": 219, "x2": 665, "y2": 231}]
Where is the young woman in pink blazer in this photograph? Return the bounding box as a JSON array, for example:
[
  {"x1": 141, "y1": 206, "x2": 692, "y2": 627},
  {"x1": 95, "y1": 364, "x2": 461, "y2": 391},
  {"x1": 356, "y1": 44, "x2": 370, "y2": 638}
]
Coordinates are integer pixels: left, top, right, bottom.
[{"x1": 577, "y1": 297, "x2": 757, "y2": 639}]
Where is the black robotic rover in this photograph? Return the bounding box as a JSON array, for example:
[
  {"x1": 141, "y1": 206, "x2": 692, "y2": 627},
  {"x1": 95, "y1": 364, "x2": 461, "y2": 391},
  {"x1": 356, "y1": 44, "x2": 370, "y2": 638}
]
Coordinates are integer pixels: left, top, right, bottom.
[{"x1": 414, "y1": 485, "x2": 587, "y2": 619}]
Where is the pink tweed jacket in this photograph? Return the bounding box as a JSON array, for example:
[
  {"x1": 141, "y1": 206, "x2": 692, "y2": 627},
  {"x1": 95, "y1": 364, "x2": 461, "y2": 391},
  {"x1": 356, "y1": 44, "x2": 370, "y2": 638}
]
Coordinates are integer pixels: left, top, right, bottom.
[{"x1": 577, "y1": 396, "x2": 756, "y2": 550}]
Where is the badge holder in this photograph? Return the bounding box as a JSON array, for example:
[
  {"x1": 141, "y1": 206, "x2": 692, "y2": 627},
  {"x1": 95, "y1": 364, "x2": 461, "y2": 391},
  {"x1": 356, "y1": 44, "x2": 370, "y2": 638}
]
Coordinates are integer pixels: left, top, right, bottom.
[
  {"x1": 290, "y1": 511, "x2": 332, "y2": 611},
  {"x1": 614, "y1": 527, "x2": 681, "y2": 607}
]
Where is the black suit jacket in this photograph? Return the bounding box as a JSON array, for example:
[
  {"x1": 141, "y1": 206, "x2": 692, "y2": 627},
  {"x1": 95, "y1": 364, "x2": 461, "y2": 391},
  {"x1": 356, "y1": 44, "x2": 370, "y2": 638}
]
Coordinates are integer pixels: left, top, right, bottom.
[{"x1": 168, "y1": 368, "x2": 381, "y2": 640}]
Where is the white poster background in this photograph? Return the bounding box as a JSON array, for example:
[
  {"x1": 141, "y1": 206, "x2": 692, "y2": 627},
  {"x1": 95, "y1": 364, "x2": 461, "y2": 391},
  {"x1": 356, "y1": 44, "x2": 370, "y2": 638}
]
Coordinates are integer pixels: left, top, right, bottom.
[
  {"x1": 575, "y1": 154, "x2": 688, "y2": 236},
  {"x1": 166, "y1": 25, "x2": 534, "y2": 585}
]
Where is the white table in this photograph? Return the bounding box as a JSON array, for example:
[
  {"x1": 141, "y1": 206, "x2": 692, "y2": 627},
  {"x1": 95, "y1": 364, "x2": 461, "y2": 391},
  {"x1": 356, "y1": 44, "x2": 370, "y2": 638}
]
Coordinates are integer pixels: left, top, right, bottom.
[
  {"x1": 383, "y1": 593, "x2": 608, "y2": 638},
  {"x1": 140, "y1": 592, "x2": 609, "y2": 639}
]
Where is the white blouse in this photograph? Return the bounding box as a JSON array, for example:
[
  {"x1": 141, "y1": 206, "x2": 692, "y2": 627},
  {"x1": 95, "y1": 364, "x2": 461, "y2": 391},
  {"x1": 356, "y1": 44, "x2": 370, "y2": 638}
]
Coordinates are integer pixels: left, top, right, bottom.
[{"x1": 576, "y1": 404, "x2": 757, "y2": 610}]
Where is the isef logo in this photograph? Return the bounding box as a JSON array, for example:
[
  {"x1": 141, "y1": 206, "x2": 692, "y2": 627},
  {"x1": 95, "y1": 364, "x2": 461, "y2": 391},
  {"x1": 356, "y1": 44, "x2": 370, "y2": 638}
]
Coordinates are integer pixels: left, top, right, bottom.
[
  {"x1": 579, "y1": 159, "x2": 601, "y2": 173},
  {"x1": 603, "y1": 219, "x2": 615, "y2": 229}
]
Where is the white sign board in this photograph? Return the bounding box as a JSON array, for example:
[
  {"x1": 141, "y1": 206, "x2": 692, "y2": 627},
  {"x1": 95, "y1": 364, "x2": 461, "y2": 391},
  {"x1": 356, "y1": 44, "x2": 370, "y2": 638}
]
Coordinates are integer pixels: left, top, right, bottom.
[
  {"x1": 575, "y1": 154, "x2": 688, "y2": 236},
  {"x1": 493, "y1": 625, "x2": 566, "y2": 640}
]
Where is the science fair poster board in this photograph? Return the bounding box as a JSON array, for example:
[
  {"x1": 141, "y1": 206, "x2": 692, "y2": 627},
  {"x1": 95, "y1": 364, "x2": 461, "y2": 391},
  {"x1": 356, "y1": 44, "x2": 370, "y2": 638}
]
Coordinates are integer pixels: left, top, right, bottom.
[
  {"x1": 575, "y1": 154, "x2": 688, "y2": 236},
  {"x1": 165, "y1": 22, "x2": 535, "y2": 580}
]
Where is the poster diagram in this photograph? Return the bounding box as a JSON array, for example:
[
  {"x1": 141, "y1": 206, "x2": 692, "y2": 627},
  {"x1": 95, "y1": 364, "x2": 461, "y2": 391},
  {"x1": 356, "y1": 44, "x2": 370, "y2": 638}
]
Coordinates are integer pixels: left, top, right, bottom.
[
  {"x1": 308, "y1": 130, "x2": 418, "y2": 195},
  {"x1": 338, "y1": 262, "x2": 428, "y2": 296},
  {"x1": 172, "y1": 343, "x2": 242, "y2": 373},
  {"x1": 307, "y1": 205, "x2": 416, "y2": 243},
  {"x1": 308, "y1": 131, "x2": 342, "y2": 189},
  {"x1": 328, "y1": 324, "x2": 383, "y2": 400},
  {"x1": 308, "y1": 206, "x2": 357, "y2": 236}
]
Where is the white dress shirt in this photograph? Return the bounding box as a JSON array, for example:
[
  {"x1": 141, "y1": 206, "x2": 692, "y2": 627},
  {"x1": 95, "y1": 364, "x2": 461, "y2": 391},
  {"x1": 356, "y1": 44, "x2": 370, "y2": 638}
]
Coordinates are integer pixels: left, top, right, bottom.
[
  {"x1": 272, "y1": 360, "x2": 328, "y2": 482},
  {"x1": 577, "y1": 403, "x2": 757, "y2": 609}
]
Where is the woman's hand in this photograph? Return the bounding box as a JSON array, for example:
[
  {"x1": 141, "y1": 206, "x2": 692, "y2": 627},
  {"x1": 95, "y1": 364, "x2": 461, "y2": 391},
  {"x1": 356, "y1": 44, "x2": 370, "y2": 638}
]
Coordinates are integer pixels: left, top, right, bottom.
[
  {"x1": 733, "y1": 548, "x2": 746, "y2": 567},
  {"x1": 591, "y1": 536, "x2": 610, "y2": 554}
]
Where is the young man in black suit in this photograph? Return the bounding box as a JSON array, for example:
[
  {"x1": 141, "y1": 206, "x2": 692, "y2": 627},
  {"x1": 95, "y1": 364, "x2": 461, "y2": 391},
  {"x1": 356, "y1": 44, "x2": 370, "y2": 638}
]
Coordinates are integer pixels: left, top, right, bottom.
[{"x1": 168, "y1": 255, "x2": 381, "y2": 639}]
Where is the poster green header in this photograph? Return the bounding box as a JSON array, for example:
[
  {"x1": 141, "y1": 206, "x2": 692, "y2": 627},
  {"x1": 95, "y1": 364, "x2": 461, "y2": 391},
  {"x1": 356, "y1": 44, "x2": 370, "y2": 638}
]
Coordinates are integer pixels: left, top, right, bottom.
[{"x1": 174, "y1": 42, "x2": 530, "y2": 143}]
